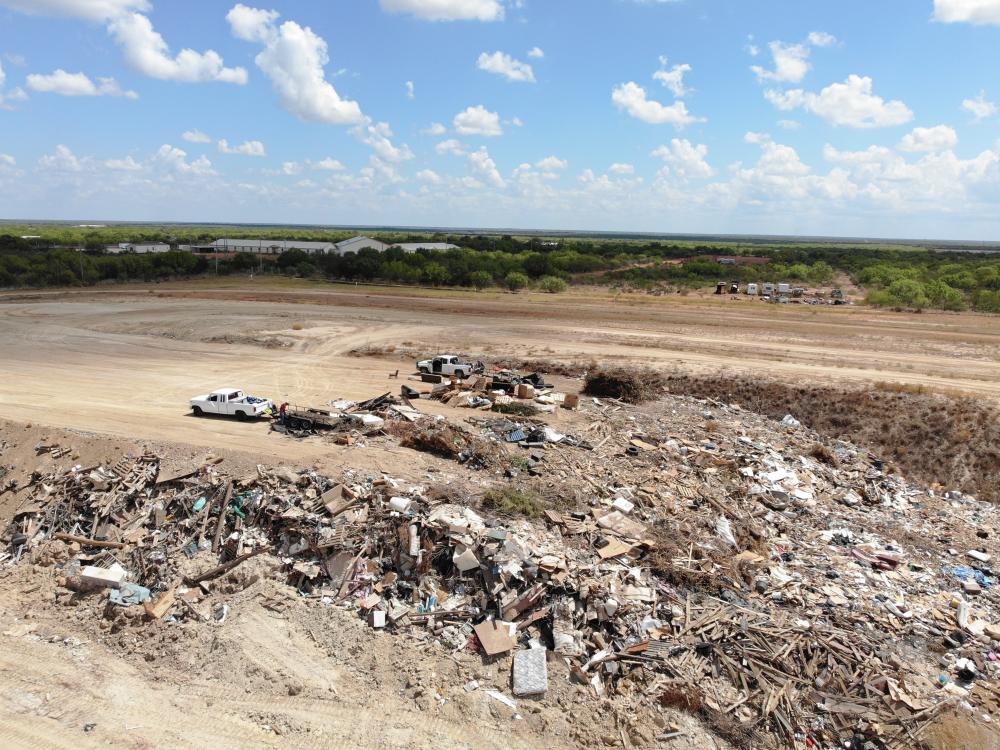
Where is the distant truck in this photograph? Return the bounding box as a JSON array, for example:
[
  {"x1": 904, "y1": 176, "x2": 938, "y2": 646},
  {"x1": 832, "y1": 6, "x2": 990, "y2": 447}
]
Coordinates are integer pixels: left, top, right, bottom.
[
  {"x1": 190, "y1": 389, "x2": 273, "y2": 420},
  {"x1": 416, "y1": 355, "x2": 480, "y2": 378},
  {"x1": 746, "y1": 283, "x2": 759, "y2": 296}
]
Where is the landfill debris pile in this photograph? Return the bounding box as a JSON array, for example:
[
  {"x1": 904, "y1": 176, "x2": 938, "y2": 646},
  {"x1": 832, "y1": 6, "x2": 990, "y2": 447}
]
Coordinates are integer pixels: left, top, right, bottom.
[
  {"x1": 421, "y1": 367, "x2": 579, "y2": 415},
  {"x1": 2, "y1": 391, "x2": 999, "y2": 750},
  {"x1": 273, "y1": 391, "x2": 422, "y2": 441}
]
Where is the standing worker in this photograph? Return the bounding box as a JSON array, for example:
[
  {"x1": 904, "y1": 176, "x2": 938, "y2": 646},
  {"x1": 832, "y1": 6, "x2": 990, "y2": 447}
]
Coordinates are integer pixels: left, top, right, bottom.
[{"x1": 279, "y1": 402, "x2": 289, "y2": 426}]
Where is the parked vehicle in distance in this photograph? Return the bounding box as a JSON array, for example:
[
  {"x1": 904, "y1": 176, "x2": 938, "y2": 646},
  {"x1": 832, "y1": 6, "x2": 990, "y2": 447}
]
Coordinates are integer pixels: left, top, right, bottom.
[
  {"x1": 416, "y1": 354, "x2": 480, "y2": 378},
  {"x1": 190, "y1": 388, "x2": 273, "y2": 420}
]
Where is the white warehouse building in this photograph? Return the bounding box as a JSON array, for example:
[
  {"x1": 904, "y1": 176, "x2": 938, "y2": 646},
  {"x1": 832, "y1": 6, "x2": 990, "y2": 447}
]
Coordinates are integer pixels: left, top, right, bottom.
[
  {"x1": 105, "y1": 242, "x2": 172, "y2": 254},
  {"x1": 187, "y1": 236, "x2": 458, "y2": 256}
]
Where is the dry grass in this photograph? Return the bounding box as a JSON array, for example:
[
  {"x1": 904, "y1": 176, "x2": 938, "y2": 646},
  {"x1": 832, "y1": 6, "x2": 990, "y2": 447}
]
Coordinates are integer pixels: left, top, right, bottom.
[
  {"x1": 665, "y1": 374, "x2": 1000, "y2": 501},
  {"x1": 583, "y1": 366, "x2": 668, "y2": 404}
]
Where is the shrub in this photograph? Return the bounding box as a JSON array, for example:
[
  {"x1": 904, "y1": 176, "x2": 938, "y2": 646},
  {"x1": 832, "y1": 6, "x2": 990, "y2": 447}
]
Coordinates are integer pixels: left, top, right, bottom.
[
  {"x1": 537, "y1": 275, "x2": 568, "y2": 293},
  {"x1": 583, "y1": 366, "x2": 667, "y2": 404},
  {"x1": 469, "y1": 270, "x2": 493, "y2": 290},
  {"x1": 504, "y1": 271, "x2": 530, "y2": 292},
  {"x1": 491, "y1": 402, "x2": 539, "y2": 416},
  {"x1": 482, "y1": 486, "x2": 544, "y2": 517}
]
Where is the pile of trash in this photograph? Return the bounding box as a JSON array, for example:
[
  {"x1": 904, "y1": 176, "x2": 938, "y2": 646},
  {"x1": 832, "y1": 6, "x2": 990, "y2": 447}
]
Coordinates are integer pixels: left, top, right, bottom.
[
  {"x1": 421, "y1": 368, "x2": 579, "y2": 415},
  {"x1": 3, "y1": 392, "x2": 1000, "y2": 749},
  {"x1": 274, "y1": 391, "x2": 423, "y2": 440}
]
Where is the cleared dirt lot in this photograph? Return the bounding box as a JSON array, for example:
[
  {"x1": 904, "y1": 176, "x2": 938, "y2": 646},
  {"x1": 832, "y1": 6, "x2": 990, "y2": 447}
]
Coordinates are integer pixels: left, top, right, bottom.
[
  {"x1": 1, "y1": 281, "x2": 998, "y2": 458},
  {"x1": 2, "y1": 280, "x2": 999, "y2": 749}
]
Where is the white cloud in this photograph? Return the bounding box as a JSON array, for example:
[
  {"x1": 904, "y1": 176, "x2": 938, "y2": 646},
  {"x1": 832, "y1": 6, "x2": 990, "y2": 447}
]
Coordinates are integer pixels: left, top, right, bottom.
[
  {"x1": 227, "y1": 6, "x2": 364, "y2": 125},
  {"x1": 765, "y1": 75, "x2": 913, "y2": 128},
  {"x1": 777, "y1": 119, "x2": 800, "y2": 129},
  {"x1": 751, "y1": 41, "x2": 811, "y2": 83},
  {"x1": 527, "y1": 46, "x2": 544, "y2": 58},
  {"x1": 26, "y1": 69, "x2": 137, "y2": 98},
  {"x1": 0, "y1": 60, "x2": 29, "y2": 109},
  {"x1": 0, "y1": 85, "x2": 28, "y2": 110},
  {"x1": 0, "y1": 0, "x2": 149, "y2": 22},
  {"x1": 807, "y1": 31, "x2": 837, "y2": 47},
  {"x1": 104, "y1": 155, "x2": 142, "y2": 170},
  {"x1": 436, "y1": 138, "x2": 467, "y2": 155},
  {"x1": 608, "y1": 162, "x2": 634, "y2": 174},
  {"x1": 421, "y1": 122, "x2": 447, "y2": 136},
  {"x1": 315, "y1": 157, "x2": 345, "y2": 170},
  {"x1": 226, "y1": 3, "x2": 279, "y2": 42},
  {"x1": 509, "y1": 116, "x2": 523, "y2": 127},
  {"x1": 652, "y1": 138, "x2": 715, "y2": 179},
  {"x1": 0, "y1": 3, "x2": 245, "y2": 87},
  {"x1": 281, "y1": 161, "x2": 301, "y2": 175},
  {"x1": 898, "y1": 125, "x2": 958, "y2": 152},
  {"x1": 379, "y1": 0, "x2": 504, "y2": 22},
  {"x1": 454, "y1": 104, "x2": 503, "y2": 136},
  {"x1": 182, "y1": 129, "x2": 211, "y2": 143},
  {"x1": 933, "y1": 0, "x2": 1000, "y2": 24},
  {"x1": 154, "y1": 143, "x2": 215, "y2": 174},
  {"x1": 405, "y1": 80, "x2": 415, "y2": 99},
  {"x1": 653, "y1": 57, "x2": 692, "y2": 97},
  {"x1": 611, "y1": 81, "x2": 704, "y2": 128},
  {"x1": 217, "y1": 138, "x2": 266, "y2": 156},
  {"x1": 467, "y1": 146, "x2": 504, "y2": 187},
  {"x1": 38, "y1": 144, "x2": 82, "y2": 171},
  {"x1": 0, "y1": 153, "x2": 16, "y2": 167},
  {"x1": 962, "y1": 90, "x2": 998, "y2": 121},
  {"x1": 351, "y1": 120, "x2": 414, "y2": 161},
  {"x1": 535, "y1": 155, "x2": 567, "y2": 171},
  {"x1": 416, "y1": 168, "x2": 442, "y2": 183},
  {"x1": 108, "y1": 12, "x2": 246, "y2": 84},
  {"x1": 476, "y1": 50, "x2": 535, "y2": 82}
]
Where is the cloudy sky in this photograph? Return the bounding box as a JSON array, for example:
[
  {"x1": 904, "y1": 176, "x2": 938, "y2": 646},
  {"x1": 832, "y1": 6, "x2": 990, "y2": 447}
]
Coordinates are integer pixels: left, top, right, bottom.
[{"x1": 1, "y1": 0, "x2": 1000, "y2": 239}]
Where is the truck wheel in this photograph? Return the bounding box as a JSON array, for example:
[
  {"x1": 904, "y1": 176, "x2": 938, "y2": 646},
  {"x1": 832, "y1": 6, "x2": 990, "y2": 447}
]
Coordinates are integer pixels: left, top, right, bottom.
[
  {"x1": 236, "y1": 411, "x2": 247, "y2": 421},
  {"x1": 457, "y1": 370, "x2": 467, "y2": 378},
  {"x1": 192, "y1": 406, "x2": 203, "y2": 416},
  {"x1": 419, "y1": 367, "x2": 429, "y2": 374}
]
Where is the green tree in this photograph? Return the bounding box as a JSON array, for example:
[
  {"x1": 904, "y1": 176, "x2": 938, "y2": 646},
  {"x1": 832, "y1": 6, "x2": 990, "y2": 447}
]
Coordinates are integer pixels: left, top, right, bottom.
[
  {"x1": 887, "y1": 279, "x2": 929, "y2": 309},
  {"x1": 925, "y1": 280, "x2": 965, "y2": 311},
  {"x1": 504, "y1": 271, "x2": 529, "y2": 292},
  {"x1": 421, "y1": 262, "x2": 450, "y2": 285},
  {"x1": 277, "y1": 248, "x2": 309, "y2": 270},
  {"x1": 469, "y1": 270, "x2": 493, "y2": 290}
]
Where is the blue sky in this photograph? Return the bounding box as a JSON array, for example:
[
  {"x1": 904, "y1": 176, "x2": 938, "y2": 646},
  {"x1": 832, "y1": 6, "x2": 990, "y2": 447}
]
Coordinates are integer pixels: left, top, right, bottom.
[{"x1": 1, "y1": 0, "x2": 1000, "y2": 239}]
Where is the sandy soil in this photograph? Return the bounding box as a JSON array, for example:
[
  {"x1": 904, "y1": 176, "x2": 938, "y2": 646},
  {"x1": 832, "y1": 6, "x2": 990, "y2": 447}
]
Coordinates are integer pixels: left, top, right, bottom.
[{"x1": 0, "y1": 284, "x2": 997, "y2": 464}]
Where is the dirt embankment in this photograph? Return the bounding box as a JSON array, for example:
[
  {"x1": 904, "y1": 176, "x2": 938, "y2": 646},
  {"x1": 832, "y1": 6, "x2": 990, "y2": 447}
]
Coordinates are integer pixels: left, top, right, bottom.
[{"x1": 663, "y1": 375, "x2": 1000, "y2": 502}]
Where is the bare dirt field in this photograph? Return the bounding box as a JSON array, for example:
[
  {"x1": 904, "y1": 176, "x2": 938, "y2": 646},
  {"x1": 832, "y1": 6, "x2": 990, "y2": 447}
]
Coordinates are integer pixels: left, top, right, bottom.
[
  {"x1": 1, "y1": 281, "x2": 998, "y2": 458},
  {"x1": 2, "y1": 280, "x2": 999, "y2": 749}
]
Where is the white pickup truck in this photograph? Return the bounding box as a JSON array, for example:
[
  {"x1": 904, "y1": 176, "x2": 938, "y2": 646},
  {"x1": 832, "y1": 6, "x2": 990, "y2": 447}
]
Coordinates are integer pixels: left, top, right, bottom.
[
  {"x1": 190, "y1": 389, "x2": 273, "y2": 420},
  {"x1": 416, "y1": 354, "x2": 478, "y2": 378}
]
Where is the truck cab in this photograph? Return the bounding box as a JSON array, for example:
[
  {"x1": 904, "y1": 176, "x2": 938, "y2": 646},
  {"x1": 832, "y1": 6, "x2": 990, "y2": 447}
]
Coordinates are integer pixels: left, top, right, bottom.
[
  {"x1": 190, "y1": 389, "x2": 273, "y2": 420},
  {"x1": 416, "y1": 355, "x2": 475, "y2": 378}
]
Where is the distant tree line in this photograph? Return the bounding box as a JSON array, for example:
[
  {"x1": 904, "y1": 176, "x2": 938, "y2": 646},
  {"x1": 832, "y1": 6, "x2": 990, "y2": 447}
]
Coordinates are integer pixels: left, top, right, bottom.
[{"x1": 1, "y1": 231, "x2": 998, "y2": 312}]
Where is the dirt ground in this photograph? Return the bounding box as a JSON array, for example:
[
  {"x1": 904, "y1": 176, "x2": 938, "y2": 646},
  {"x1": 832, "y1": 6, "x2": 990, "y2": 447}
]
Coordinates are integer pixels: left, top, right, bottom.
[
  {"x1": 2, "y1": 280, "x2": 999, "y2": 749},
  {"x1": 1, "y1": 283, "x2": 998, "y2": 462}
]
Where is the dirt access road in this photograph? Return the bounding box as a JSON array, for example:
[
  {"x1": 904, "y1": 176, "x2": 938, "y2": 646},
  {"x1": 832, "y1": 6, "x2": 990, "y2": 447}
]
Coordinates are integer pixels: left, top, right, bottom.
[{"x1": 0, "y1": 280, "x2": 998, "y2": 460}]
